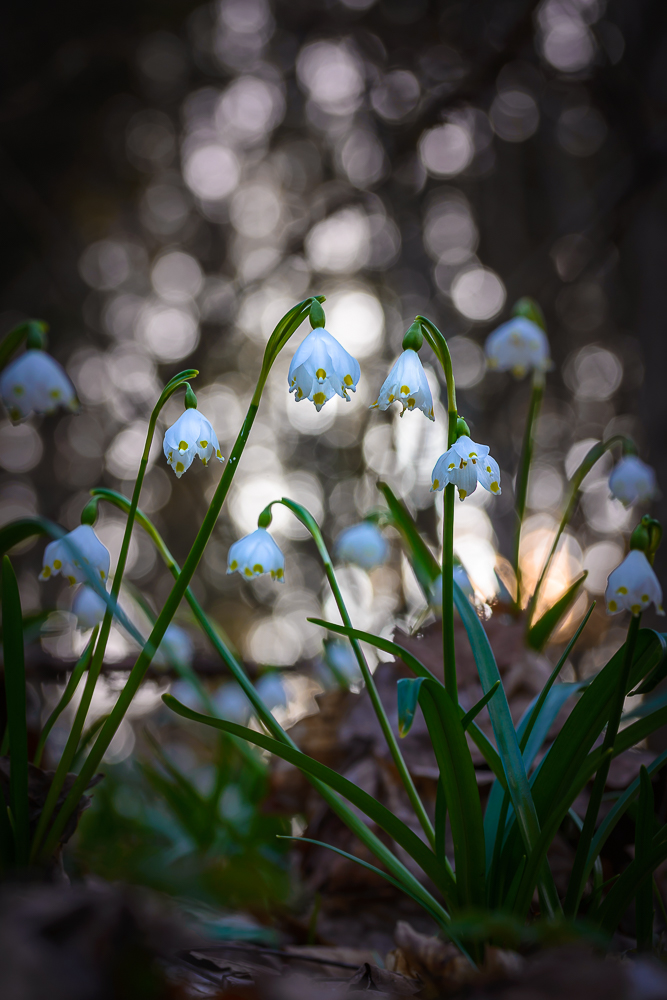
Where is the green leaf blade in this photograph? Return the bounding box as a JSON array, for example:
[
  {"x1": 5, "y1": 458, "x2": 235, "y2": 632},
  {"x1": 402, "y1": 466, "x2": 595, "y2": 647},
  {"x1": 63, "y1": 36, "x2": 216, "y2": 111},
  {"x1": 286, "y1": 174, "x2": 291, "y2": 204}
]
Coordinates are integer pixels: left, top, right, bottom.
[{"x1": 2, "y1": 556, "x2": 29, "y2": 866}]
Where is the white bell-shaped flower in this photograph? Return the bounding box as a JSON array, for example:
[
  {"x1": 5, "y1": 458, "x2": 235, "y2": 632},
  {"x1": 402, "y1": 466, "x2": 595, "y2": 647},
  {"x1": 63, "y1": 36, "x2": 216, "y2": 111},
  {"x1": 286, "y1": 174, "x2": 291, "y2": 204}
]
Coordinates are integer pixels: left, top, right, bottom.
[
  {"x1": 155, "y1": 624, "x2": 195, "y2": 667},
  {"x1": 288, "y1": 327, "x2": 361, "y2": 411},
  {"x1": 605, "y1": 549, "x2": 664, "y2": 616},
  {"x1": 163, "y1": 408, "x2": 223, "y2": 478},
  {"x1": 227, "y1": 527, "x2": 285, "y2": 582},
  {"x1": 609, "y1": 456, "x2": 657, "y2": 507},
  {"x1": 431, "y1": 435, "x2": 501, "y2": 501},
  {"x1": 335, "y1": 521, "x2": 389, "y2": 570},
  {"x1": 39, "y1": 524, "x2": 111, "y2": 585},
  {"x1": 72, "y1": 584, "x2": 107, "y2": 629},
  {"x1": 371, "y1": 350, "x2": 434, "y2": 420},
  {"x1": 485, "y1": 317, "x2": 550, "y2": 378},
  {"x1": 0, "y1": 349, "x2": 78, "y2": 423}
]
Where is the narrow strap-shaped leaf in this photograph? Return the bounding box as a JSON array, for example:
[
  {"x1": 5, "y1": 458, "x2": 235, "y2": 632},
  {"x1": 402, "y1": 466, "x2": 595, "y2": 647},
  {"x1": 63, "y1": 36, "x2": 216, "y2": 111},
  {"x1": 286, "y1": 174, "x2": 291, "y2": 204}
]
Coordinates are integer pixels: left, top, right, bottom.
[
  {"x1": 635, "y1": 766, "x2": 655, "y2": 951},
  {"x1": 452, "y1": 581, "x2": 561, "y2": 917},
  {"x1": 460, "y1": 680, "x2": 500, "y2": 731},
  {"x1": 376, "y1": 482, "x2": 439, "y2": 595},
  {"x1": 512, "y1": 703, "x2": 667, "y2": 916},
  {"x1": 588, "y1": 749, "x2": 667, "y2": 871},
  {"x1": 418, "y1": 680, "x2": 486, "y2": 909},
  {"x1": 501, "y1": 629, "x2": 665, "y2": 881},
  {"x1": 520, "y1": 603, "x2": 595, "y2": 754},
  {"x1": 526, "y1": 572, "x2": 588, "y2": 652},
  {"x1": 33, "y1": 630, "x2": 97, "y2": 767},
  {"x1": 277, "y1": 835, "x2": 471, "y2": 960},
  {"x1": 309, "y1": 618, "x2": 506, "y2": 788},
  {"x1": 2, "y1": 556, "x2": 29, "y2": 866},
  {"x1": 484, "y1": 681, "x2": 583, "y2": 872},
  {"x1": 397, "y1": 677, "x2": 424, "y2": 737},
  {"x1": 435, "y1": 780, "x2": 448, "y2": 867},
  {"x1": 163, "y1": 694, "x2": 457, "y2": 904},
  {"x1": 597, "y1": 825, "x2": 667, "y2": 935}
]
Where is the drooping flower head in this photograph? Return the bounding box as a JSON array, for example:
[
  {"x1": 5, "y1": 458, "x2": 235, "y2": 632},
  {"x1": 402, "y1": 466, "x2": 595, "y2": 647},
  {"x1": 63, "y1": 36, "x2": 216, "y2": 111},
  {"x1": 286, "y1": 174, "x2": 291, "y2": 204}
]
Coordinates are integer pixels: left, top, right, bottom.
[
  {"x1": 288, "y1": 320, "x2": 360, "y2": 412},
  {"x1": 227, "y1": 527, "x2": 285, "y2": 582},
  {"x1": 371, "y1": 349, "x2": 434, "y2": 420},
  {"x1": 609, "y1": 455, "x2": 657, "y2": 508},
  {"x1": 163, "y1": 387, "x2": 223, "y2": 479},
  {"x1": 335, "y1": 521, "x2": 389, "y2": 570},
  {"x1": 39, "y1": 524, "x2": 110, "y2": 585},
  {"x1": 431, "y1": 435, "x2": 501, "y2": 501},
  {"x1": 72, "y1": 584, "x2": 107, "y2": 629},
  {"x1": 0, "y1": 349, "x2": 78, "y2": 423},
  {"x1": 485, "y1": 317, "x2": 550, "y2": 378},
  {"x1": 605, "y1": 549, "x2": 664, "y2": 617}
]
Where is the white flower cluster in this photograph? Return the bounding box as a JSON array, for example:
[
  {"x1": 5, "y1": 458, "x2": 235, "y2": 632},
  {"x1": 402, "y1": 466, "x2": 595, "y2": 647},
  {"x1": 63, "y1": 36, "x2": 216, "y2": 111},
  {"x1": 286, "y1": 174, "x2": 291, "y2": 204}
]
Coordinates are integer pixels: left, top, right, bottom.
[
  {"x1": 39, "y1": 525, "x2": 110, "y2": 586},
  {"x1": 370, "y1": 349, "x2": 434, "y2": 420},
  {"x1": 605, "y1": 550, "x2": 663, "y2": 617},
  {"x1": 484, "y1": 317, "x2": 550, "y2": 378}
]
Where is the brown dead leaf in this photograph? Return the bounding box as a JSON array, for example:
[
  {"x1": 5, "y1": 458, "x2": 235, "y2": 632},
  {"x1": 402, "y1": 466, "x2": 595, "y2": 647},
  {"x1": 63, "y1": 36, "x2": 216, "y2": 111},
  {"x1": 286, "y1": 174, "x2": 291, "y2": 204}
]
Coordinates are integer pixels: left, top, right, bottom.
[{"x1": 346, "y1": 962, "x2": 421, "y2": 995}]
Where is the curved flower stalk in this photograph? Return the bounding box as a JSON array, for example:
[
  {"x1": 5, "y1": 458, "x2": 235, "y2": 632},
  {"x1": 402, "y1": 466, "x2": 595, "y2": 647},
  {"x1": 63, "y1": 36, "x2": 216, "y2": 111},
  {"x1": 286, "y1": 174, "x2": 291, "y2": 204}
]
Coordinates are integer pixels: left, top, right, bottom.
[
  {"x1": 431, "y1": 434, "x2": 501, "y2": 502},
  {"x1": 85, "y1": 488, "x2": 455, "y2": 937},
  {"x1": 484, "y1": 315, "x2": 551, "y2": 378},
  {"x1": 0, "y1": 349, "x2": 78, "y2": 423},
  {"x1": 38, "y1": 297, "x2": 322, "y2": 861},
  {"x1": 609, "y1": 455, "x2": 657, "y2": 507},
  {"x1": 227, "y1": 526, "x2": 285, "y2": 581},
  {"x1": 335, "y1": 520, "x2": 389, "y2": 570},
  {"x1": 605, "y1": 549, "x2": 663, "y2": 616},
  {"x1": 526, "y1": 434, "x2": 636, "y2": 630},
  {"x1": 163, "y1": 386, "x2": 223, "y2": 477},
  {"x1": 39, "y1": 524, "x2": 110, "y2": 585},
  {"x1": 258, "y1": 497, "x2": 436, "y2": 850},
  {"x1": 288, "y1": 302, "x2": 360, "y2": 410},
  {"x1": 488, "y1": 299, "x2": 551, "y2": 609}
]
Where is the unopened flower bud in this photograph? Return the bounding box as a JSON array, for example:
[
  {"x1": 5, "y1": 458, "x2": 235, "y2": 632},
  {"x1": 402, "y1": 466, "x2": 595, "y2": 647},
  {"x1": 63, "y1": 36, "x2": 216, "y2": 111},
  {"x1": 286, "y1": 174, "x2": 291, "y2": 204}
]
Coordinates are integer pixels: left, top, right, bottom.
[
  {"x1": 456, "y1": 416, "x2": 470, "y2": 438},
  {"x1": 257, "y1": 507, "x2": 273, "y2": 529},
  {"x1": 25, "y1": 321, "x2": 48, "y2": 351},
  {"x1": 401, "y1": 319, "x2": 423, "y2": 353},
  {"x1": 80, "y1": 498, "x2": 99, "y2": 527},
  {"x1": 309, "y1": 300, "x2": 326, "y2": 329},
  {"x1": 184, "y1": 383, "x2": 198, "y2": 409},
  {"x1": 512, "y1": 297, "x2": 546, "y2": 331}
]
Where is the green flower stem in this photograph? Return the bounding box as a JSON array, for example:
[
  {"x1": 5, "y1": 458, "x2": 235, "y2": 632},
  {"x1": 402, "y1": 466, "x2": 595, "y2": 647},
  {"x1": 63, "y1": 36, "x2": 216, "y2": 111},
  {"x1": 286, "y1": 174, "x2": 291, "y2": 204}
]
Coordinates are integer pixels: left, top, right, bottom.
[
  {"x1": 417, "y1": 316, "x2": 458, "y2": 703},
  {"x1": 272, "y1": 497, "x2": 436, "y2": 851},
  {"x1": 564, "y1": 612, "x2": 642, "y2": 917},
  {"x1": 30, "y1": 369, "x2": 197, "y2": 862},
  {"x1": 526, "y1": 435, "x2": 631, "y2": 631},
  {"x1": 512, "y1": 371, "x2": 545, "y2": 610},
  {"x1": 36, "y1": 299, "x2": 314, "y2": 862}
]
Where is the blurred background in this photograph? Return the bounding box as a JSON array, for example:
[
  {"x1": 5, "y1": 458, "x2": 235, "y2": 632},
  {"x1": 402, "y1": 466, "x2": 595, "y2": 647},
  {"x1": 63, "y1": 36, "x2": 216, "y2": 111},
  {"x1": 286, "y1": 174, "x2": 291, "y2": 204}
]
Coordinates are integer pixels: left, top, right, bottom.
[{"x1": 1, "y1": 0, "x2": 666, "y2": 923}]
